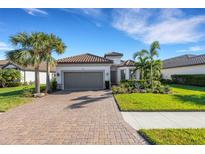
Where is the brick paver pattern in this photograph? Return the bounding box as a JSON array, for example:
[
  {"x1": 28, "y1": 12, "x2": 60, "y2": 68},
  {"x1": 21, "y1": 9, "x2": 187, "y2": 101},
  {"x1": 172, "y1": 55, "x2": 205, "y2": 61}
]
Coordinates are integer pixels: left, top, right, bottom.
[{"x1": 0, "y1": 90, "x2": 146, "y2": 144}]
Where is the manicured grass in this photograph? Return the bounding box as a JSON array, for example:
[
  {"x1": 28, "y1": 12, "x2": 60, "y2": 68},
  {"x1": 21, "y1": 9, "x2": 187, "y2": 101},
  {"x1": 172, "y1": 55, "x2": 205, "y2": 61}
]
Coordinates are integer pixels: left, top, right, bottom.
[
  {"x1": 115, "y1": 84, "x2": 205, "y2": 111},
  {"x1": 139, "y1": 128, "x2": 205, "y2": 145},
  {"x1": 0, "y1": 85, "x2": 45, "y2": 112}
]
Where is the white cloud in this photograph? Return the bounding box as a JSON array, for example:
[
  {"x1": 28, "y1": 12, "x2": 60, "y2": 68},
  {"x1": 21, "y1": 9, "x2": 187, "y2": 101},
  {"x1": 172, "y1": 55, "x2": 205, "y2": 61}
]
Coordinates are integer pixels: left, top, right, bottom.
[
  {"x1": 62, "y1": 8, "x2": 103, "y2": 19},
  {"x1": 78, "y1": 8, "x2": 103, "y2": 18},
  {"x1": 62, "y1": 8, "x2": 103, "y2": 27},
  {"x1": 23, "y1": 8, "x2": 48, "y2": 16},
  {"x1": 0, "y1": 41, "x2": 12, "y2": 51},
  {"x1": 61, "y1": 8, "x2": 105, "y2": 27},
  {"x1": 177, "y1": 45, "x2": 205, "y2": 53},
  {"x1": 112, "y1": 9, "x2": 205, "y2": 44}
]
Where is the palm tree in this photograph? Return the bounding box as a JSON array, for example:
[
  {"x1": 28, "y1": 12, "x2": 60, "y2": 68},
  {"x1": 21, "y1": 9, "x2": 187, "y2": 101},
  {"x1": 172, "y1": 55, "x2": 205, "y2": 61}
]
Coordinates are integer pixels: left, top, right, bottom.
[
  {"x1": 133, "y1": 50, "x2": 148, "y2": 80},
  {"x1": 148, "y1": 41, "x2": 160, "y2": 90},
  {"x1": 133, "y1": 41, "x2": 160, "y2": 90},
  {"x1": 7, "y1": 32, "x2": 46, "y2": 94},
  {"x1": 42, "y1": 34, "x2": 66, "y2": 93}
]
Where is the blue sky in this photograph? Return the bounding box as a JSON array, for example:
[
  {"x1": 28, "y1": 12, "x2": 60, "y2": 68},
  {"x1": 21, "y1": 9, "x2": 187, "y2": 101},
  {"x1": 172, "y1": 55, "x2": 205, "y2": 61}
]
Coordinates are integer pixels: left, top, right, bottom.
[{"x1": 1, "y1": 8, "x2": 205, "y2": 60}]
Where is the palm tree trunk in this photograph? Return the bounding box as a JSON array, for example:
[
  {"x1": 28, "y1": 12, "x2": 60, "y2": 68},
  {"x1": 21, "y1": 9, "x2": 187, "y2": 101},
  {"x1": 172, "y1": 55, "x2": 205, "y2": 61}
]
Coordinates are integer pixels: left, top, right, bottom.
[
  {"x1": 141, "y1": 69, "x2": 144, "y2": 80},
  {"x1": 35, "y1": 66, "x2": 40, "y2": 94},
  {"x1": 150, "y1": 63, "x2": 153, "y2": 90},
  {"x1": 46, "y1": 61, "x2": 51, "y2": 93}
]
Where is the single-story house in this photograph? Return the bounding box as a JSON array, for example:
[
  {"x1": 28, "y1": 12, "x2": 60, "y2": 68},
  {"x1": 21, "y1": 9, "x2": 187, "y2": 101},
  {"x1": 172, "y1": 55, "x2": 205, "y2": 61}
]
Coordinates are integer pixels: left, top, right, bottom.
[
  {"x1": 56, "y1": 52, "x2": 139, "y2": 90},
  {"x1": 0, "y1": 60, "x2": 55, "y2": 84},
  {"x1": 2, "y1": 52, "x2": 204, "y2": 89},
  {"x1": 162, "y1": 54, "x2": 205, "y2": 79}
]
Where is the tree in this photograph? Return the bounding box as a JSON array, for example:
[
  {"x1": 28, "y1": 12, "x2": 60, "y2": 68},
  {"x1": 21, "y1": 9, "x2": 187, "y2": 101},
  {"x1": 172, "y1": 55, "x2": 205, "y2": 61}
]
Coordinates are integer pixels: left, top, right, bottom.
[
  {"x1": 148, "y1": 41, "x2": 160, "y2": 90},
  {"x1": 7, "y1": 32, "x2": 46, "y2": 93},
  {"x1": 42, "y1": 34, "x2": 66, "y2": 93},
  {"x1": 133, "y1": 41, "x2": 160, "y2": 90},
  {"x1": 133, "y1": 50, "x2": 149, "y2": 80}
]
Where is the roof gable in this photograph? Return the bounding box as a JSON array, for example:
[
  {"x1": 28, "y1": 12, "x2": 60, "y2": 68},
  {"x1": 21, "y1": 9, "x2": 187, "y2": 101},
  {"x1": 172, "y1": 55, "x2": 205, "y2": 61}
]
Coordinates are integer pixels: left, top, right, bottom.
[
  {"x1": 57, "y1": 53, "x2": 113, "y2": 64},
  {"x1": 2, "y1": 62, "x2": 23, "y2": 69},
  {"x1": 118, "y1": 60, "x2": 135, "y2": 67},
  {"x1": 0, "y1": 60, "x2": 55, "y2": 72}
]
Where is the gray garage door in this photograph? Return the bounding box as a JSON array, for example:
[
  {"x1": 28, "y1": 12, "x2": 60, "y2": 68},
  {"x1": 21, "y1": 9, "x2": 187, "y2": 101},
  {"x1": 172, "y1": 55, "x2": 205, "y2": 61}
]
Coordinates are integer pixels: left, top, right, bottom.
[{"x1": 64, "y1": 72, "x2": 104, "y2": 90}]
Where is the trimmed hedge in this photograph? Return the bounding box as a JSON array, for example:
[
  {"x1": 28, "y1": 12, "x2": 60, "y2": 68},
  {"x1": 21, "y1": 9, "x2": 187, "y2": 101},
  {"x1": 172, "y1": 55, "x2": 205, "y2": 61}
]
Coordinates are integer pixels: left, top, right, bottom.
[
  {"x1": 171, "y1": 74, "x2": 205, "y2": 87},
  {"x1": 6, "y1": 82, "x2": 22, "y2": 87}
]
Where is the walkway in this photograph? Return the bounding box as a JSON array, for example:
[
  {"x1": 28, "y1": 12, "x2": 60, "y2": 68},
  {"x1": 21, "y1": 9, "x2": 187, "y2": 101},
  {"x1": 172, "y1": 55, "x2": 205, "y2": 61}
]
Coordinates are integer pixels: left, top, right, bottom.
[{"x1": 122, "y1": 112, "x2": 205, "y2": 130}]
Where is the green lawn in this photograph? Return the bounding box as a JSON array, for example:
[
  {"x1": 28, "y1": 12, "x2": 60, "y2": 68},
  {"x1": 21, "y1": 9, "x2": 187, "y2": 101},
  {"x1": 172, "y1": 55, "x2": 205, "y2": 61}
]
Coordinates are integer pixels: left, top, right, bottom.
[
  {"x1": 0, "y1": 85, "x2": 44, "y2": 112},
  {"x1": 139, "y1": 128, "x2": 205, "y2": 145},
  {"x1": 115, "y1": 84, "x2": 205, "y2": 111}
]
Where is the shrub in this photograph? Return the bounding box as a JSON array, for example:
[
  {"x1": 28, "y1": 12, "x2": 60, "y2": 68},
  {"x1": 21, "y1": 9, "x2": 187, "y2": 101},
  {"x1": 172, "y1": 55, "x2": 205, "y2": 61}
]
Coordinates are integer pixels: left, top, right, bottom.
[
  {"x1": 0, "y1": 73, "x2": 6, "y2": 87},
  {"x1": 6, "y1": 82, "x2": 22, "y2": 87},
  {"x1": 51, "y1": 78, "x2": 57, "y2": 91},
  {"x1": 120, "y1": 80, "x2": 150, "y2": 89},
  {"x1": 0, "y1": 69, "x2": 21, "y2": 87},
  {"x1": 171, "y1": 74, "x2": 205, "y2": 87},
  {"x1": 112, "y1": 86, "x2": 127, "y2": 94},
  {"x1": 164, "y1": 85, "x2": 171, "y2": 93},
  {"x1": 153, "y1": 80, "x2": 162, "y2": 89},
  {"x1": 137, "y1": 80, "x2": 149, "y2": 89},
  {"x1": 114, "y1": 80, "x2": 172, "y2": 94},
  {"x1": 22, "y1": 82, "x2": 29, "y2": 86},
  {"x1": 22, "y1": 87, "x2": 33, "y2": 97},
  {"x1": 153, "y1": 85, "x2": 172, "y2": 94},
  {"x1": 40, "y1": 85, "x2": 46, "y2": 92},
  {"x1": 146, "y1": 88, "x2": 152, "y2": 93},
  {"x1": 22, "y1": 85, "x2": 46, "y2": 97},
  {"x1": 120, "y1": 80, "x2": 134, "y2": 88},
  {"x1": 160, "y1": 78, "x2": 173, "y2": 84}
]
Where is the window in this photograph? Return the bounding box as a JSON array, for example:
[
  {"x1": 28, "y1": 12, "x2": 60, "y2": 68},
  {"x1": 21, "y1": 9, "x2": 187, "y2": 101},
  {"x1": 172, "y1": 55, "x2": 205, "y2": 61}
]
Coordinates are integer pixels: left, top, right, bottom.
[{"x1": 120, "y1": 70, "x2": 126, "y2": 81}]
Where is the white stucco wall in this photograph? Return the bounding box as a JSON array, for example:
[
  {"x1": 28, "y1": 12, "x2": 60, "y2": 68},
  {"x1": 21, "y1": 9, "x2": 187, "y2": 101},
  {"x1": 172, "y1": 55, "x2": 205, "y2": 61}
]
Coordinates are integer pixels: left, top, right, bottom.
[
  {"x1": 162, "y1": 64, "x2": 205, "y2": 79},
  {"x1": 117, "y1": 67, "x2": 140, "y2": 83},
  {"x1": 105, "y1": 56, "x2": 122, "y2": 64},
  {"x1": 4, "y1": 63, "x2": 54, "y2": 84},
  {"x1": 20, "y1": 71, "x2": 54, "y2": 84},
  {"x1": 56, "y1": 64, "x2": 111, "y2": 89}
]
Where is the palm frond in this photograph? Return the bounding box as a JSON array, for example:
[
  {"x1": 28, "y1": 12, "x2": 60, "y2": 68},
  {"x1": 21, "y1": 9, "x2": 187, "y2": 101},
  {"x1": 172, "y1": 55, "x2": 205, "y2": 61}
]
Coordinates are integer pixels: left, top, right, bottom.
[
  {"x1": 133, "y1": 49, "x2": 148, "y2": 60},
  {"x1": 6, "y1": 49, "x2": 32, "y2": 67},
  {"x1": 150, "y1": 41, "x2": 160, "y2": 57},
  {"x1": 10, "y1": 32, "x2": 30, "y2": 48}
]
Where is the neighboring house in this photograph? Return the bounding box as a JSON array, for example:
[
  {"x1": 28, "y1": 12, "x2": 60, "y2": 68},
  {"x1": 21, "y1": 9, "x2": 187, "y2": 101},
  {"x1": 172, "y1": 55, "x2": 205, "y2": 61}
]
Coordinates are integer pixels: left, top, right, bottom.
[
  {"x1": 162, "y1": 54, "x2": 205, "y2": 79},
  {"x1": 56, "y1": 52, "x2": 139, "y2": 90},
  {"x1": 0, "y1": 60, "x2": 8, "y2": 68},
  {"x1": 0, "y1": 60, "x2": 55, "y2": 84}
]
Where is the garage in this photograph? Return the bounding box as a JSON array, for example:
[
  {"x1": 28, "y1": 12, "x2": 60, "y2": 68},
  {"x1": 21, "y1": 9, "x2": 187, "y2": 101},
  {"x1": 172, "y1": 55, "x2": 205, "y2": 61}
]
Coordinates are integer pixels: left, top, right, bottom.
[{"x1": 64, "y1": 72, "x2": 104, "y2": 90}]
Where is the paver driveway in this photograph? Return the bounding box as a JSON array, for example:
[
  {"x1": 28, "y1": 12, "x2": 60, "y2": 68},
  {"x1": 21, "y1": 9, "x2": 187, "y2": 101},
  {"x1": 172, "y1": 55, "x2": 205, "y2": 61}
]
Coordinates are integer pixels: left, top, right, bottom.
[{"x1": 0, "y1": 90, "x2": 146, "y2": 144}]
